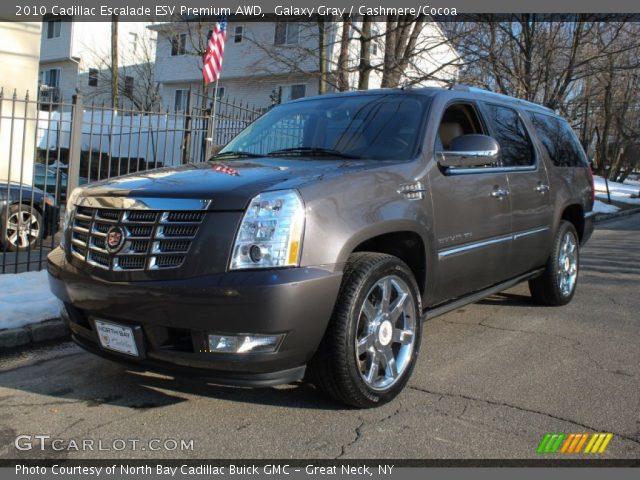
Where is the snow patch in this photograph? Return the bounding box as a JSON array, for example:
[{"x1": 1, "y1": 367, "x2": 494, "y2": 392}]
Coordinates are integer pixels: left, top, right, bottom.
[
  {"x1": 592, "y1": 200, "x2": 620, "y2": 214},
  {"x1": 594, "y1": 176, "x2": 640, "y2": 196},
  {"x1": 0, "y1": 270, "x2": 59, "y2": 330},
  {"x1": 594, "y1": 176, "x2": 640, "y2": 205}
]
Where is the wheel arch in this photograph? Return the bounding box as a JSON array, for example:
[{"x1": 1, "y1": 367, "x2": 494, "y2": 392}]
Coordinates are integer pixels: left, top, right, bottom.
[
  {"x1": 560, "y1": 203, "x2": 585, "y2": 242},
  {"x1": 345, "y1": 227, "x2": 428, "y2": 297}
]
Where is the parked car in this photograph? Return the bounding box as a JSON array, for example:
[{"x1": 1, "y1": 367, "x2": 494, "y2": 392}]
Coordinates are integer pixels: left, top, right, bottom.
[
  {"x1": 48, "y1": 87, "x2": 594, "y2": 407},
  {"x1": 33, "y1": 163, "x2": 88, "y2": 203},
  {"x1": 1, "y1": 181, "x2": 59, "y2": 251}
]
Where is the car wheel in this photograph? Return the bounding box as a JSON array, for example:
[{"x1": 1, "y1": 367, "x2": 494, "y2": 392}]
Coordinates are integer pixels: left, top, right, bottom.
[
  {"x1": 3, "y1": 204, "x2": 43, "y2": 252},
  {"x1": 309, "y1": 252, "x2": 422, "y2": 408},
  {"x1": 529, "y1": 220, "x2": 580, "y2": 306}
]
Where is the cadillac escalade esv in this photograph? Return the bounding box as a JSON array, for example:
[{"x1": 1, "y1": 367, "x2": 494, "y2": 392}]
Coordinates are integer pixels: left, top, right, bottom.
[{"x1": 48, "y1": 87, "x2": 595, "y2": 408}]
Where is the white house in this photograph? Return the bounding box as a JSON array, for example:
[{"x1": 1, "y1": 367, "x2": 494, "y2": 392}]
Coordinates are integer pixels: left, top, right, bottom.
[
  {"x1": 149, "y1": 20, "x2": 460, "y2": 111},
  {"x1": 0, "y1": 21, "x2": 41, "y2": 184},
  {"x1": 38, "y1": 19, "x2": 156, "y2": 107}
]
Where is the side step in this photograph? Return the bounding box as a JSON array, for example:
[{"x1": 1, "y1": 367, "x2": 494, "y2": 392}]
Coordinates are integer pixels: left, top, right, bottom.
[{"x1": 423, "y1": 268, "x2": 544, "y2": 321}]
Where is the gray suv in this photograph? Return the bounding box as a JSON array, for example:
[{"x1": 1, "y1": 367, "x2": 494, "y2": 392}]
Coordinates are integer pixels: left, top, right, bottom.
[{"x1": 48, "y1": 87, "x2": 595, "y2": 408}]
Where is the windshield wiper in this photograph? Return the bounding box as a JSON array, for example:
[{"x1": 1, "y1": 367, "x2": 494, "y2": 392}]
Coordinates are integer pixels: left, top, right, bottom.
[
  {"x1": 212, "y1": 151, "x2": 263, "y2": 159},
  {"x1": 266, "y1": 147, "x2": 361, "y2": 159}
]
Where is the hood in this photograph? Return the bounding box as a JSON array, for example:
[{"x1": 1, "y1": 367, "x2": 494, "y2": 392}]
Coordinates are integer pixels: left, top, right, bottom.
[{"x1": 78, "y1": 158, "x2": 378, "y2": 211}]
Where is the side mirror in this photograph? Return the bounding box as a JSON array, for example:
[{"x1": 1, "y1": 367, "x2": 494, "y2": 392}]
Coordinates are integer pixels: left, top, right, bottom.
[{"x1": 437, "y1": 134, "x2": 500, "y2": 169}]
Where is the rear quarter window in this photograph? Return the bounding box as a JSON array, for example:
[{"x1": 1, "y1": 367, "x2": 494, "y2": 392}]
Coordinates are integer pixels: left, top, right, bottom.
[{"x1": 528, "y1": 112, "x2": 588, "y2": 167}]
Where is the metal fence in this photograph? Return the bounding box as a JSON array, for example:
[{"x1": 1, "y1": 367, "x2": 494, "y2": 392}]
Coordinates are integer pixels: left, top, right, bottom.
[{"x1": 1, "y1": 88, "x2": 263, "y2": 274}]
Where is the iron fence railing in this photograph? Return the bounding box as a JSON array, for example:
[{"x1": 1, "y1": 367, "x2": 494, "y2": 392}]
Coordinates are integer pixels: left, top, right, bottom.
[{"x1": 1, "y1": 87, "x2": 263, "y2": 274}]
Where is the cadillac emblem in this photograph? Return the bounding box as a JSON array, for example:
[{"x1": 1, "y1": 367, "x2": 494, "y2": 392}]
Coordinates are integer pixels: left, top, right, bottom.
[{"x1": 106, "y1": 226, "x2": 125, "y2": 253}]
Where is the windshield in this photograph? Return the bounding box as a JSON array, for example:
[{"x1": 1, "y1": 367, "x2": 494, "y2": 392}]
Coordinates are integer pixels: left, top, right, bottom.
[{"x1": 219, "y1": 93, "x2": 431, "y2": 161}]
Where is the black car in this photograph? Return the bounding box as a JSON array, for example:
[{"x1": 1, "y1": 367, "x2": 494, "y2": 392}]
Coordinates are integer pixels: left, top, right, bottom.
[
  {"x1": 1, "y1": 181, "x2": 60, "y2": 251},
  {"x1": 33, "y1": 164, "x2": 88, "y2": 203}
]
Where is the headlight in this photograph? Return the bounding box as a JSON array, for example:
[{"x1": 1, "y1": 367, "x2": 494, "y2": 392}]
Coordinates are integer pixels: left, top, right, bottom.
[
  {"x1": 61, "y1": 187, "x2": 82, "y2": 246},
  {"x1": 230, "y1": 190, "x2": 305, "y2": 270}
]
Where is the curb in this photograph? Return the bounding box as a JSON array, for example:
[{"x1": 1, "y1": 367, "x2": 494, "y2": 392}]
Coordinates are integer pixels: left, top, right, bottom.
[
  {"x1": 0, "y1": 318, "x2": 69, "y2": 350},
  {"x1": 594, "y1": 206, "x2": 640, "y2": 223}
]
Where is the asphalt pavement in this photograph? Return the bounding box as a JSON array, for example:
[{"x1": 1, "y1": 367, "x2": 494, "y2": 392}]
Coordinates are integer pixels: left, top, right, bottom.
[{"x1": 1, "y1": 214, "x2": 639, "y2": 460}]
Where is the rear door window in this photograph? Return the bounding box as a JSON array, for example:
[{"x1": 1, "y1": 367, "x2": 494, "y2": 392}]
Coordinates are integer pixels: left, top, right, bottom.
[{"x1": 483, "y1": 104, "x2": 535, "y2": 167}]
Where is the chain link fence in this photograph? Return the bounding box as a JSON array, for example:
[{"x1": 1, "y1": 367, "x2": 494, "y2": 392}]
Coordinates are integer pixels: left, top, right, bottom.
[{"x1": 1, "y1": 88, "x2": 263, "y2": 274}]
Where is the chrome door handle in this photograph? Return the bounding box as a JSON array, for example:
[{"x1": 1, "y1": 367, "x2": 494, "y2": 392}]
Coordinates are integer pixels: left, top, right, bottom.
[
  {"x1": 491, "y1": 188, "x2": 509, "y2": 199},
  {"x1": 536, "y1": 183, "x2": 550, "y2": 193}
]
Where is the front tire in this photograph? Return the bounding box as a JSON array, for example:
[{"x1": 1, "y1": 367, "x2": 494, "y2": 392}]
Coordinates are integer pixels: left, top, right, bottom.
[
  {"x1": 309, "y1": 253, "x2": 422, "y2": 408},
  {"x1": 529, "y1": 220, "x2": 580, "y2": 306}
]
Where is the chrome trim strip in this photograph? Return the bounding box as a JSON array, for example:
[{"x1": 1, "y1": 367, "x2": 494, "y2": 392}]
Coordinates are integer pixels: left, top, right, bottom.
[
  {"x1": 76, "y1": 197, "x2": 212, "y2": 211},
  {"x1": 438, "y1": 226, "x2": 550, "y2": 259},
  {"x1": 438, "y1": 234, "x2": 512, "y2": 258},
  {"x1": 513, "y1": 226, "x2": 550, "y2": 240},
  {"x1": 447, "y1": 165, "x2": 537, "y2": 176}
]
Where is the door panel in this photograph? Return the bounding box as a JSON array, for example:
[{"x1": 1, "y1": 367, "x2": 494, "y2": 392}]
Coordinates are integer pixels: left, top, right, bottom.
[
  {"x1": 507, "y1": 168, "x2": 553, "y2": 276},
  {"x1": 480, "y1": 102, "x2": 554, "y2": 278},
  {"x1": 429, "y1": 169, "x2": 512, "y2": 303}
]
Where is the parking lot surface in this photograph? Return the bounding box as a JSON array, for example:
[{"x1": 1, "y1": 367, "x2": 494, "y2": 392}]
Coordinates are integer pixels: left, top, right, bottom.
[{"x1": 1, "y1": 215, "x2": 639, "y2": 460}]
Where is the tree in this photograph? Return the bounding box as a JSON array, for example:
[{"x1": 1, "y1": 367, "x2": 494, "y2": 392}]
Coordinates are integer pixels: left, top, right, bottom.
[
  {"x1": 243, "y1": 17, "x2": 462, "y2": 94},
  {"x1": 446, "y1": 16, "x2": 640, "y2": 181},
  {"x1": 85, "y1": 26, "x2": 161, "y2": 111}
]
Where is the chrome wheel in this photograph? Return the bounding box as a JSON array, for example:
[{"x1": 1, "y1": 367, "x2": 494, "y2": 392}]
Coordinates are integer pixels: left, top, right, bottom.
[
  {"x1": 558, "y1": 231, "x2": 578, "y2": 297},
  {"x1": 6, "y1": 210, "x2": 41, "y2": 248},
  {"x1": 355, "y1": 275, "x2": 417, "y2": 391}
]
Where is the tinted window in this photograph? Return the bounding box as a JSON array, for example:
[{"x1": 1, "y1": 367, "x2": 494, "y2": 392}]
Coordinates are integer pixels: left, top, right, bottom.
[
  {"x1": 484, "y1": 104, "x2": 534, "y2": 166},
  {"x1": 221, "y1": 94, "x2": 430, "y2": 161},
  {"x1": 529, "y1": 112, "x2": 587, "y2": 167}
]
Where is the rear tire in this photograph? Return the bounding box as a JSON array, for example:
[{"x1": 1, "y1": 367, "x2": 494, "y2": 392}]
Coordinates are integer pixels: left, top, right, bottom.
[
  {"x1": 529, "y1": 220, "x2": 579, "y2": 306},
  {"x1": 309, "y1": 252, "x2": 422, "y2": 408}
]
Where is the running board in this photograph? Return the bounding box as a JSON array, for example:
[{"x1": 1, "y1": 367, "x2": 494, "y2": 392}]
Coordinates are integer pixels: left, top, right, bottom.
[{"x1": 422, "y1": 268, "x2": 544, "y2": 321}]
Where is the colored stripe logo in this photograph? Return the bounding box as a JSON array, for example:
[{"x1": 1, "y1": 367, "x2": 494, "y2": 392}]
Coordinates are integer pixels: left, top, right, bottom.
[{"x1": 537, "y1": 433, "x2": 613, "y2": 454}]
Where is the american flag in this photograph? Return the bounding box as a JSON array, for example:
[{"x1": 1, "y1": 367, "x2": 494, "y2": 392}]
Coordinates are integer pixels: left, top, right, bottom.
[{"x1": 202, "y1": 20, "x2": 227, "y2": 85}]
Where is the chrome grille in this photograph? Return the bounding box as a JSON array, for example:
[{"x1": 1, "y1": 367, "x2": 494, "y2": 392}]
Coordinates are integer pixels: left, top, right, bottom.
[{"x1": 70, "y1": 207, "x2": 204, "y2": 271}]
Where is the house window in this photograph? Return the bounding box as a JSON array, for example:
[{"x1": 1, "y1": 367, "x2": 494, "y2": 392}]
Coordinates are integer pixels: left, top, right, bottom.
[
  {"x1": 278, "y1": 84, "x2": 306, "y2": 103},
  {"x1": 42, "y1": 68, "x2": 60, "y2": 88},
  {"x1": 274, "y1": 23, "x2": 299, "y2": 45},
  {"x1": 125, "y1": 76, "x2": 134, "y2": 96},
  {"x1": 88, "y1": 68, "x2": 98, "y2": 87},
  {"x1": 215, "y1": 87, "x2": 225, "y2": 98},
  {"x1": 171, "y1": 33, "x2": 187, "y2": 56},
  {"x1": 371, "y1": 27, "x2": 380, "y2": 56},
  {"x1": 129, "y1": 32, "x2": 138, "y2": 53},
  {"x1": 290, "y1": 84, "x2": 306, "y2": 100},
  {"x1": 46, "y1": 20, "x2": 61, "y2": 39},
  {"x1": 234, "y1": 26, "x2": 244, "y2": 43},
  {"x1": 174, "y1": 89, "x2": 189, "y2": 111}
]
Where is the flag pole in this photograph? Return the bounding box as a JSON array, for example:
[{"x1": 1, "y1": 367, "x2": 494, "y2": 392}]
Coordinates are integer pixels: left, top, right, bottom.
[{"x1": 210, "y1": 77, "x2": 219, "y2": 150}]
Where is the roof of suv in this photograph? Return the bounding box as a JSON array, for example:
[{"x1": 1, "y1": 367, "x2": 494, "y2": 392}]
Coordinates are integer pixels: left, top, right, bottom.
[{"x1": 289, "y1": 85, "x2": 557, "y2": 118}]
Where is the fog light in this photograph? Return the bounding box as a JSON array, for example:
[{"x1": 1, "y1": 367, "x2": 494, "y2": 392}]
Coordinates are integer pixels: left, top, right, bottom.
[{"x1": 207, "y1": 334, "x2": 284, "y2": 353}]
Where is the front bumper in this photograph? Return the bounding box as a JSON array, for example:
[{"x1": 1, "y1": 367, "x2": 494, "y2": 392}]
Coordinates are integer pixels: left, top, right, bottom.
[{"x1": 47, "y1": 247, "x2": 343, "y2": 386}]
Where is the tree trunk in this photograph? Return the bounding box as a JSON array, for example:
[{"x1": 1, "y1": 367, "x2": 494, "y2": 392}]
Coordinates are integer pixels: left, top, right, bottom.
[
  {"x1": 111, "y1": 15, "x2": 119, "y2": 109},
  {"x1": 318, "y1": 18, "x2": 328, "y2": 94},
  {"x1": 358, "y1": 16, "x2": 372, "y2": 90},
  {"x1": 337, "y1": 16, "x2": 351, "y2": 91}
]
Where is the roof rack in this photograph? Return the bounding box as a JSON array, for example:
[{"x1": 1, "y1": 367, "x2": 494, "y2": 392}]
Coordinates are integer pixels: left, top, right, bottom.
[{"x1": 449, "y1": 85, "x2": 555, "y2": 113}]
